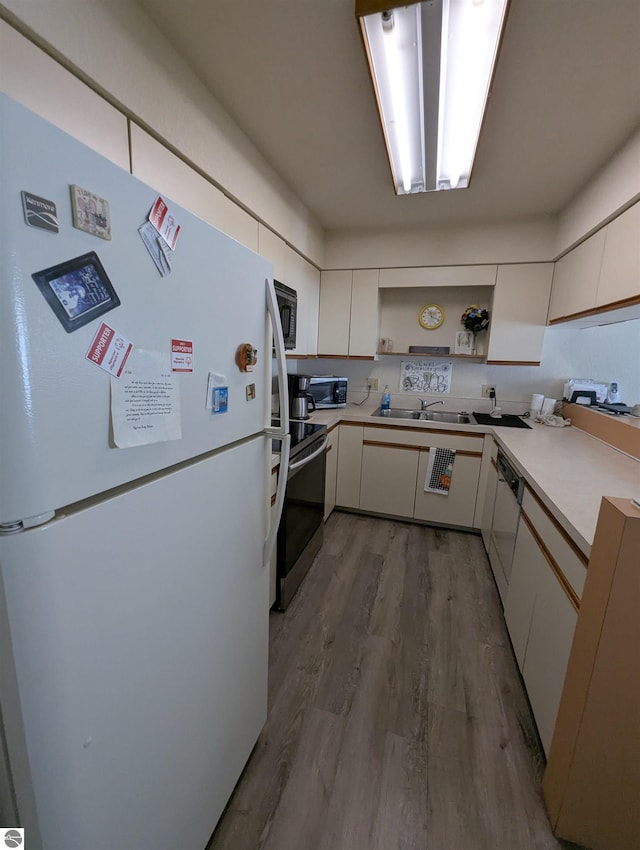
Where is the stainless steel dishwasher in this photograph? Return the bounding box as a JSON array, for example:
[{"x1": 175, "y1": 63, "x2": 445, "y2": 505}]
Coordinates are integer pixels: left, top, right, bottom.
[{"x1": 488, "y1": 449, "x2": 524, "y2": 605}]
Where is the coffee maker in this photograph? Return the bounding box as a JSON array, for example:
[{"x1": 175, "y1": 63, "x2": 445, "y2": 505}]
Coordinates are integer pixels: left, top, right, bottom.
[{"x1": 288, "y1": 374, "x2": 316, "y2": 420}]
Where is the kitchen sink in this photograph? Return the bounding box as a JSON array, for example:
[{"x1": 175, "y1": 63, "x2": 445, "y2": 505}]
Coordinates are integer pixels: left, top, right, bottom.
[
  {"x1": 420, "y1": 411, "x2": 472, "y2": 424},
  {"x1": 372, "y1": 407, "x2": 471, "y2": 424},
  {"x1": 373, "y1": 407, "x2": 420, "y2": 420}
]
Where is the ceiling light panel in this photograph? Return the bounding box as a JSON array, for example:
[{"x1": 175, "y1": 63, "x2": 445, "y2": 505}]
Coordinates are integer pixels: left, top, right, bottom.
[{"x1": 357, "y1": 0, "x2": 509, "y2": 196}]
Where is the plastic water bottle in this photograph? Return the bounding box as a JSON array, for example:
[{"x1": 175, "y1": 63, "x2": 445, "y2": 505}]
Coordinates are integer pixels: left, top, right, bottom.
[{"x1": 381, "y1": 385, "x2": 391, "y2": 410}]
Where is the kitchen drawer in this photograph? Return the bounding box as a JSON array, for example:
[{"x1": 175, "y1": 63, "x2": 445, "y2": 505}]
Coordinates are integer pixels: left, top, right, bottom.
[
  {"x1": 362, "y1": 425, "x2": 484, "y2": 454},
  {"x1": 520, "y1": 488, "x2": 588, "y2": 600}
]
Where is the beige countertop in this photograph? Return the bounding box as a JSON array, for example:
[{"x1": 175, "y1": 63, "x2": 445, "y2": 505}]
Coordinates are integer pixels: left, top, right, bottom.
[{"x1": 301, "y1": 403, "x2": 640, "y2": 558}]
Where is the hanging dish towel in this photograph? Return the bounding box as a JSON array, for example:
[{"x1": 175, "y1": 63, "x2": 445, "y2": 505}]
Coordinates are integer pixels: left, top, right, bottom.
[{"x1": 424, "y1": 447, "x2": 456, "y2": 495}]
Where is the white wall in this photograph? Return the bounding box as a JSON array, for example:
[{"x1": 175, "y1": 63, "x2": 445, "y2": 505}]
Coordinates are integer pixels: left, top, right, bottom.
[
  {"x1": 324, "y1": 217, "x2": 556, "y2": 270},
  {"x1": 303, "y1": 318, "x2": 640, "y2": 414},
  {"x1": 555, "y1": 127, "x2": 640, "y2": 257},
  {"x1": 2, "y1": 2, "x2": 637, "y2": 418},
  {"x1": 0, "y1": 0, "x2": 324, "y2": 267}
]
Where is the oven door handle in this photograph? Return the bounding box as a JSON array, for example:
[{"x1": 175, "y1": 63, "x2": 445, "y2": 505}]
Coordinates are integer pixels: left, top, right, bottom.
[{"x1": 288, "y1": 436, "x2": 328, "y2": 472}]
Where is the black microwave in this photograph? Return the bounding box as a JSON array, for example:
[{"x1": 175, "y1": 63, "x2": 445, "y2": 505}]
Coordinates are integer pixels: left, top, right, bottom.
[
  {"x1": 274, "y1": 280, "x2": 297, "y2": 350},
  {"x1": 307, "y1": 376, "x2": 348, "y2": 408}
]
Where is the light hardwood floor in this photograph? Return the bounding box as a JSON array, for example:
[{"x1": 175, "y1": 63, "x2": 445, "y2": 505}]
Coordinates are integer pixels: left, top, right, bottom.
[{"x1": 207, "y1": 512, "x2": 584, "y2": 850}]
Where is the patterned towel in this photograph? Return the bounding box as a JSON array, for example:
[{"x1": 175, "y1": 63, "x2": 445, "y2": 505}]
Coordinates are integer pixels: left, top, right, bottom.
[{"x1": 424, "y1": 447, "x2": 456, "y2": 495}]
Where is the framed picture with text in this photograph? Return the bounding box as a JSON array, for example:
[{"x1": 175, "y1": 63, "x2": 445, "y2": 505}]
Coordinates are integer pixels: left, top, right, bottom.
[
  {"x1": 454, "y1": 330, "x2": 474, "y2": 355},
  {"x1": 32, "y1": 252, "x2": 120, "y2": 332}
]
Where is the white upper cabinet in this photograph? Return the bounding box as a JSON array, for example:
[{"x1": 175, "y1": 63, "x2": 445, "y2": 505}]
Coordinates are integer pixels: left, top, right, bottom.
[
  {"x1": 548, "y1": 230, "x2": 606, "y2": 322},
  {"x1": 318, "y1": 270, "x2": 352, "y2": 356},
  {"x1": 259, "y1": 226, "x2": 319, "y2": 356},
  {"x1": 549, "y1": 203, "x2": 640, "y2": 324},
  {"x1": 486, "y1": 264, "x2": 553, "y2": 364},
  {"x1": 378, "y1": 265, "x2": 497, "y2": 288},
  {"x1": 258, "y1": 225, "x2": 288, "y2": 282},
  {"x1": 317, "y1": 269, "x2": 379, "y2": 358},
  {"x1": 130, "y1": 126, "x2": 258, "y2": 251},
  {"x1": 1, "y1": 21, "x2": 129, "y2": 170},
  {"x1": 287, "y1": 249, "x2": 320, "y2": 357},
  {"x1": 348, "y1": 269, "x2": 379, "y2": 358},
  {"x1": 596, "y1": 201, "x2": 640, "y2": 307}
]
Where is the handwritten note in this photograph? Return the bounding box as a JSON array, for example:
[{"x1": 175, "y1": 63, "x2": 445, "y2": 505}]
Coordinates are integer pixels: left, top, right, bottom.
[{"x1": 111, "y1": 349, "x2": 182, "y2": 447}]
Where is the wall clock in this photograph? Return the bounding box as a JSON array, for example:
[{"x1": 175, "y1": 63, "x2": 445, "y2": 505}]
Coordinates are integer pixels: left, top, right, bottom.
[{"x1": 418, "y1": 304, "x2": 445, "y2": 330}]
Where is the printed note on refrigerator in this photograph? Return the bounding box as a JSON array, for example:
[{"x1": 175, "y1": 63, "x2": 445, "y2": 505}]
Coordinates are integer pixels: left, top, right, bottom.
[
  {"x1": 111, "y1": 349, "x2": 182, "y2": 447},
  {"x1": 148, "y1": 195, "x2": 181, "y2": 251}
]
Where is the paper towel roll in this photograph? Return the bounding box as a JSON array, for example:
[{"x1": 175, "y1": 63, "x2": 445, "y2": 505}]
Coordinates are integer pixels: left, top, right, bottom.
[
  {"x1": 542, "y1": 397, "x2": 557, "y2": 414},
  {"x1": 530, "y1": 393, "x2": 544, "y2": 414}
]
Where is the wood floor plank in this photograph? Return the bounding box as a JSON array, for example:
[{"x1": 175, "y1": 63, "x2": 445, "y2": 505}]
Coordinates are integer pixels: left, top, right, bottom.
[
  {"x1": 316, "y1": 633, "x2": 401, "y2": 850},
  {"x1": 369, "y1": 521, "x2": 410, "y2": 642},
  {"x1": 370, "y1": 731, "x2": 429, "y2": 850},
  {"x1": 313, "y1": 548, "x2": 384, "y2": 716},
  {"x1": 207, "y1": 512, "x2": 585, "y2": 850},
  {"x1": 254, "y1": 707, "x2": 346, "y2": 850}
]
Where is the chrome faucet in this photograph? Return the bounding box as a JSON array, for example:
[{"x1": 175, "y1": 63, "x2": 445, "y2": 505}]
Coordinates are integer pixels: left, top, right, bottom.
[{"x1": 420, "y1": 399, "x2": 445, "y2": 411}]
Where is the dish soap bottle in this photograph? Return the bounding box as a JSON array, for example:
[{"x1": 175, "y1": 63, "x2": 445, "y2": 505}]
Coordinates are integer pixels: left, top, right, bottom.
[{"x1": 381, "y1": 385, "x2": 391, "y2": 411}]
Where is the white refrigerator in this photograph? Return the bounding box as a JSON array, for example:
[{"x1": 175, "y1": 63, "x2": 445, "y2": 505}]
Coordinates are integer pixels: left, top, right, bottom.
[{"x1": 0, "y1": 93, "x2": 289, "y2": 849}]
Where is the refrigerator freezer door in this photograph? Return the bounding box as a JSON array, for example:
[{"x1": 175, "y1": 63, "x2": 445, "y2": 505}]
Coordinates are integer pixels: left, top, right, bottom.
[
  {"x1": 0, "y1": 93, "x2": 272, "y2": 525},
  {"x1": 0, "y1": 438, "x2": 268, "y2": 850}
]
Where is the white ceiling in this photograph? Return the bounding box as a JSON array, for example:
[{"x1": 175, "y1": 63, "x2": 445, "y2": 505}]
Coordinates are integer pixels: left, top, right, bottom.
[{"x1": 136, "y1": 0, "x2": 640, "y2": 233}]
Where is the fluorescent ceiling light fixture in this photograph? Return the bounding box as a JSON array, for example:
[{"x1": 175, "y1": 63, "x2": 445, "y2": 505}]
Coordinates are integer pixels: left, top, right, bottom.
[{"x1": 357, "y1": 0, "x2": 509, "y2": 195}]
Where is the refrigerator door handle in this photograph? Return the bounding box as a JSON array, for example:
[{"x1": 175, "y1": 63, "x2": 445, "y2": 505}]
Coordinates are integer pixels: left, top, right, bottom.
[
  {"x1": 266, "y1": 277, "x2": 289, "y2": 437},
  {"x1": 263, "y1": 433, "x2": 290, "y2": 568},
  {"x1": 264, "y1": 277, "x2": 290, "y2": 568}
]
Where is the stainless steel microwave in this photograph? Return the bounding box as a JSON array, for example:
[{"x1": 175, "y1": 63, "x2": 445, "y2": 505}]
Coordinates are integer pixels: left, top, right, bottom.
[
  {"x1": 274, "y1": 280, "x2": 297, "y2": 350},
  {"x1": 307, "y1": 376, "x2": 348, "y2": 408}
]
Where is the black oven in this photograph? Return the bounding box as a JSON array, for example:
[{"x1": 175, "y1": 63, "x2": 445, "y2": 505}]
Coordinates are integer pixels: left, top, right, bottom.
[{"x1": 274, "y1": 422, "x2": 327, "y2": 610}]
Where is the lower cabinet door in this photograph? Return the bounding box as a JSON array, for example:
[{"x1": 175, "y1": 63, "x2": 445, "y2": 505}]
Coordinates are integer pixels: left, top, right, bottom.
[
  {"x1": 335, "y1": 424, "x2": 363, "y2": 509},
  {"x1": 504, "y1": 517, "x2": 539, "y2": 668},
  {"x1": 324, "y1": 427, "x2": 339, "y2": 520},
  {"x1": 414, "y1": 452, "x2": 481, "y2": 528},
  {"x1": 481, "y1": 452, "x2": 498, "y2": 549},
  {"x1": 359, "y1": 443, "x2": 419, "y2": 518},
  {"x1": 521, "y1": 539, "x2": 578, "y2": 755}
]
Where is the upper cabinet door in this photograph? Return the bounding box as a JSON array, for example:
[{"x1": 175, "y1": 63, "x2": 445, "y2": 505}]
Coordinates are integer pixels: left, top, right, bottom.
[
  {"x1": 548, "y1": 230, "x2": 606, "y2": 322},
  {"x1": 317, "y1": 270, "x2": 352, "y2": 357},
  {"x1": 596, "y1": 201, "x2": 640, "y2": 307},
  {"x1": 378, "y1": 265, "x2": 497, "y2": 288},
  {"x1": 130, "y1": 125, "x2": 258, "y2": 251},
  {"x1": 348, "y1": 269, "x2": 379, "y2": 358},
  {"x1": 1, "y1": 21, "x2": 130, "y2": 171},
  {"x1": 258, "y1": 225, "x2": 288, "y2": 282},
  {"x1": 487, "y1": 264, "x2": 553, "y2": 365},
  {"x1": 287, "y1": 249, "x2": 320, "y2": 357}
]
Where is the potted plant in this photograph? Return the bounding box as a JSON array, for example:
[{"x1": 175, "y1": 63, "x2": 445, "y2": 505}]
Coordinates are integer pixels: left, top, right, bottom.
[{"x1": 460, "y1": 305, "x2": 490, "y2": 353}]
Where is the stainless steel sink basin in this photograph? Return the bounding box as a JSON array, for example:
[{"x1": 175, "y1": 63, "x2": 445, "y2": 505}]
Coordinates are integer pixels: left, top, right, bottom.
[
  {"x1": 373, "y1": 407, "x2": 421, "y2": 420},
  {"x1": 372, "y1": 407, "x2": 471, "y2": 424},
  {"x1": 420, "y1": 411, "x2": 472, "y2": 424}
]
